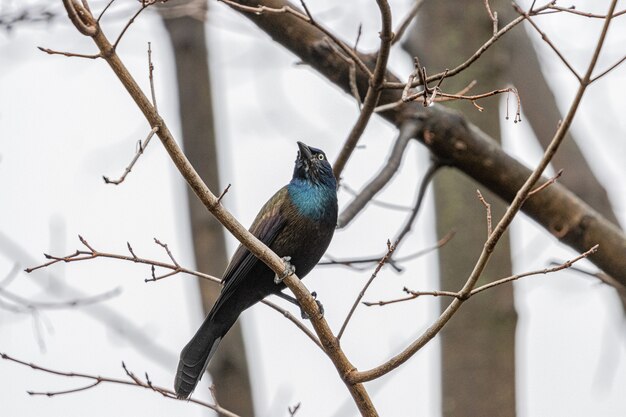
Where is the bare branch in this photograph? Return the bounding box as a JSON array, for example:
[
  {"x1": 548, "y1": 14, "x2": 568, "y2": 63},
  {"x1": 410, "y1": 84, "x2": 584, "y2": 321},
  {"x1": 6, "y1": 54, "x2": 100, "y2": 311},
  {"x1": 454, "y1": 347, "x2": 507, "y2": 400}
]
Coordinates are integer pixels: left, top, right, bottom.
[
  {"x1": 96, "y1": 0, "x2": 117, "y2": 23},
  {"x1": 527, "y1": 169, "x2": 562, "y2": 197},
  {"x1": 365, "y1": 245, "x2": 599, "y2": 306},
  {"x1": 392, "y1": 0, "x2": 424, "y2": 45},
  {"x1": 476, "y1": 190, "x2": 492, "y2": 237},
  {"x1": 483, "y1": 0, "x2": 498, "y2": 35},
  {"x1": 393, "y1": 161, "x2": 442, "y2": 247},
  {"x1": 383, "y1": 3, "x2": 554, "y2": 90},
  {"x1": 322, "y1": 38, "x2": 361, "y2": 108},
  {"x1": 349, "y1": 0, "x2": 619, "y2": 384},
  {"x1": 103, "y1": 126, "x2": 159, "y2": 185},
  {"x1": 337, "y1": 241, "x2": 396, "y2": 340},
  {"x1": 219, "y1": 0, "x2": 372, "y2": 78},
  {"x1": 337, "y1": 119, "x2": 421, "y2": 228},
  {"x1": 545, "y1": 4, "x2": 626, "y2": 19},
  {"x1": 153, "y1": 238, "x2": 180, "y2": 268},
  {"x1": 513, "y1": 2, "x2": 582, "y2": 83},
  {"x1": 0, "y1": 353, "x2": 240, "y2": 416},
  {"x1": 37, "y1": 46, "x2": 101, "y2": 59},
  {"x1": 56, "y1": 1, "x2": 378, "y2": 411},
  {"x1": 340, "y1": 183, "x2": 412, "y2": 212},
  {"x1": 363, "y1": 288, "x2": 458, "y2": 307},
  {"x1": 25, "y1": 235, "x2": 321, "y2": 351},
  {"x1": 288, "y1": 402, "x2": 302, "y2": 416},
  {"x1": 470, "y1": 245, "x2": 599, "y2": 296},
  {"x1": 332, "y1": 0, "x2": 393, "y2": 180},
  {"x1": 590, "y1": 54, "x2": 626, "y2": 84},
  {"x1": 321, "y1": 230, "x2": 454, "y2": 273},
  {"x1": 111, "y1": 1, "x2": 155, "y2": 51}
]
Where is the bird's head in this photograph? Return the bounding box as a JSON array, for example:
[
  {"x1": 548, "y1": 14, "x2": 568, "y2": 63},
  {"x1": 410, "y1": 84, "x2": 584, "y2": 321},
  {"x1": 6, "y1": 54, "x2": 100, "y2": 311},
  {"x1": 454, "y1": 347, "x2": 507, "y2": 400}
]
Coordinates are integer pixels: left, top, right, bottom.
[{"x1": 292, "y1": 141, "x2": 336, "y2": 188}]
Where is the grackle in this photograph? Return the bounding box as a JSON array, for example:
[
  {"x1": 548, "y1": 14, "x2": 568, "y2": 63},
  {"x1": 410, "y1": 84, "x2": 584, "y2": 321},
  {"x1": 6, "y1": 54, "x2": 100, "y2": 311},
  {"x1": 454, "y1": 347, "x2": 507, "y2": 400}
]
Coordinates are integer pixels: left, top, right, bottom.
[{"x1": 175, "y1": 141, "x2": 338, "y2": 399}]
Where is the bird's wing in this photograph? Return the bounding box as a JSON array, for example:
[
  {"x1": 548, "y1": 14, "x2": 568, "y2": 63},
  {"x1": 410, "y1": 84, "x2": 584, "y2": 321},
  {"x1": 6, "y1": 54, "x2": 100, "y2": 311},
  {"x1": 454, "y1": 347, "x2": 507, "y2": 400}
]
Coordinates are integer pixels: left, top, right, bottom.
[{"x1": 216, "y1": 187, "x2": 289, "y2": 307}]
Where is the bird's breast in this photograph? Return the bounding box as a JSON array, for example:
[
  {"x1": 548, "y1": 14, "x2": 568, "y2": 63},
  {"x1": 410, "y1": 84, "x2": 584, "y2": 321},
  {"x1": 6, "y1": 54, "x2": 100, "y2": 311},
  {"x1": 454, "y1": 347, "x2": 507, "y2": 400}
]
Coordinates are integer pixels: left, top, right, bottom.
[{"x1": 287, "y1": 182, "x2": 338, "y2": 222}]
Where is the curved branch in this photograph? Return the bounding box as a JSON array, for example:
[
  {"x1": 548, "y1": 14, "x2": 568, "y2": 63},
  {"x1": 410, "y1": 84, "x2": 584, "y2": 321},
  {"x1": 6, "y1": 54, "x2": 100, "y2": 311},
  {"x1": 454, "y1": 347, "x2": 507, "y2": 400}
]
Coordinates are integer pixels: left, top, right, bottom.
[
  {"x1": 57, "y1": 2, "x2": 378, "y2": 414},
  {"x1": 332, "y1": 0, "x2": 393, "y2": 179},
  {"x1": 337, "y1": 119, "x2": 420, "y2": 228},
  {"x1": 223, "y1": 0, "x2": 626, "y2": 286}
]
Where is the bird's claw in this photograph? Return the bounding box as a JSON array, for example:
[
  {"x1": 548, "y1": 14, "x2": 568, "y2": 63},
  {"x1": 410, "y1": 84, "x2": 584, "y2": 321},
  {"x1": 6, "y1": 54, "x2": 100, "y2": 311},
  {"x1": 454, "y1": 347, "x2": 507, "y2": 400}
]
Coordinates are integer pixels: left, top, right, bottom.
[
  {"x1": 274, "y1": 256, "x2": 295, "y2": 284},
  {"x1": 300, "y1": 292, "x2": 324, "y2": 320}
]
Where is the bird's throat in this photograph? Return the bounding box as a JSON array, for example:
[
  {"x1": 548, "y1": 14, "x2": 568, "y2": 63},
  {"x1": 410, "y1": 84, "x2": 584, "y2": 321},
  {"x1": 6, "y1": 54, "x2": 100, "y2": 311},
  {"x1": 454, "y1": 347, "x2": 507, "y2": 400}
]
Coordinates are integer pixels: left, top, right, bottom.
[{"x1": 287, "y1": 180, "x2": 337, "y2": 222}]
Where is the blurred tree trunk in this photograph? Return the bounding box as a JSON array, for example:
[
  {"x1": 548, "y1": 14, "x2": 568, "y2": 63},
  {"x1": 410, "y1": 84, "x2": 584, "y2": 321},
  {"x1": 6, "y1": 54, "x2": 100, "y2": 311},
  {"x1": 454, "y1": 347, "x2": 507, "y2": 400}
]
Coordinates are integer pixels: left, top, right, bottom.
[
  {"x1": 404, "y1": 2, "x2": 517, "y2": 416},
  {"x1": 404, "y1": 1, "x2": 624, "y2": 415},
  {"x1": 159, "y1": 2, "x2": 255, "y2": 415}
]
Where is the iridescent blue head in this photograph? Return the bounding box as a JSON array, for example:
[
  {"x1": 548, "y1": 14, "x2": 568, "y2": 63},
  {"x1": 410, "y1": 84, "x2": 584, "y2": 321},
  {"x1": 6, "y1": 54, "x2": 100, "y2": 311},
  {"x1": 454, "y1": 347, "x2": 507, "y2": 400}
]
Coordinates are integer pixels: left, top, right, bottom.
[
  {"x1": 292, "y1": 141, "x2": 336, "y2": 189},
  {"x1": 288, "y1": 142, "x2": 338, "y2": 222}
]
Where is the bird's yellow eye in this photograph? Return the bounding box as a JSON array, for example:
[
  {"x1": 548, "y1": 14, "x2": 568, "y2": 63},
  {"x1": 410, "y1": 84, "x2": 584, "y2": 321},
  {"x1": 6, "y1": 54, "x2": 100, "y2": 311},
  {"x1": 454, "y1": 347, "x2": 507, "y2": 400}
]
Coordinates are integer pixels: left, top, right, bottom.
[{"x1": 317, "y1": 154, "x2": 325, "y2": 160}]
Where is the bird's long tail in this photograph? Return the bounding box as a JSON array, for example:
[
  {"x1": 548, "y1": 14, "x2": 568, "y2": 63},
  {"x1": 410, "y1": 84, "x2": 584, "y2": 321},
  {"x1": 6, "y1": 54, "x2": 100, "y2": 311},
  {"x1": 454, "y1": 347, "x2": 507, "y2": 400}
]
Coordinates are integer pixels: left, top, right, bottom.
[{"x1": 174, "y1": 304, "x2": 238, "y2": 399}]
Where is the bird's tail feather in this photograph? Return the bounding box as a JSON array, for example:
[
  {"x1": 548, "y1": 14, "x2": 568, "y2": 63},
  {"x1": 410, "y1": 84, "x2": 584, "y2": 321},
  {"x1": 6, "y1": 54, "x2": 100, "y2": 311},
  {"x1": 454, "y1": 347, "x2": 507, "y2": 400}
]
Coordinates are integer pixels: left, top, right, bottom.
[{"x1": 174, "y1": 307, "x2": 234, "y2": 399}]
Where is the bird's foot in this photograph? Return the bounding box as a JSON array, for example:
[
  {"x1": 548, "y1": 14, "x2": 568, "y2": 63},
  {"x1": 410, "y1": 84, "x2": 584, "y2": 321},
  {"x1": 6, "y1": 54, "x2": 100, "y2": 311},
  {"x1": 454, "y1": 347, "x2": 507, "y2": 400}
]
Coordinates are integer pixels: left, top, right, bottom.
[
  {"x1": 300, "y1": 291, "x2": 324, "y2": 320},
  {"x1": 274, "y1": 256, "x2": 296, "y2": 284}
]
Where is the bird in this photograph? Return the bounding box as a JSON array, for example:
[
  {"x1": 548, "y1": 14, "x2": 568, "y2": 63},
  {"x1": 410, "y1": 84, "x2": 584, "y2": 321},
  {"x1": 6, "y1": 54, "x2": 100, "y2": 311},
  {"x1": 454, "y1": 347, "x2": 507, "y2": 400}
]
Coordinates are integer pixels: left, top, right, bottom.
[{"x1": 175, "y1": 141, "x2": 338, "y2": 399}]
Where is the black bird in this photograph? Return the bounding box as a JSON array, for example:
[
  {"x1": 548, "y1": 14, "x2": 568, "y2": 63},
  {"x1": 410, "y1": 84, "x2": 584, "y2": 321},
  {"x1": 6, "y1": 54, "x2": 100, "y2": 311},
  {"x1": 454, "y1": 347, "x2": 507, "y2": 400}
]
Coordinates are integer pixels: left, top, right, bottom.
[{"x1": 175, "y1": 141, "x2": 338, "y2": 399}]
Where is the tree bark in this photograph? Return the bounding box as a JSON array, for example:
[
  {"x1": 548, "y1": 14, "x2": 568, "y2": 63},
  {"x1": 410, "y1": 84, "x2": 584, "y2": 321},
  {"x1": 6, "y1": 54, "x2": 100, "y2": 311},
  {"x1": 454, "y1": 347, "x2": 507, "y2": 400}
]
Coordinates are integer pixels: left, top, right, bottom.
[
  {"x1": 404, "y1": 1, "x2": 516, "y2": 414},
  {"x1": 160, "y1": 2, "x2": 255, "y2": 415},
  {"x1": 221, "y1": 0, "x2": 626, "y2": 288}
]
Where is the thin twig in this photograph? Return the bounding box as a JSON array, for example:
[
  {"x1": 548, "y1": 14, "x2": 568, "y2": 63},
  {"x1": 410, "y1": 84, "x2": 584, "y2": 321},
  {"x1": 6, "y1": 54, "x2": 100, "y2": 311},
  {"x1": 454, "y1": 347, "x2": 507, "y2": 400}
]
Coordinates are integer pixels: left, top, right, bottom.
[
  {"x1": 590, "y1": 54, "x2": 626, "y2": 84},
  {"x1": 320, "y1": 230, "x2": 454, "y2": 273},
  {"x1": 112, "y1": 1, "x2": 155, "y2": 50},
  {"x1": 476, "y1": 190, "x2": 492, "y2": 237},
  {"x1": 337, "y1": 241, "x2": 396, "y2": 340},
  {"x1": 470, "y1": 245, "x2": 599, "y2": 296},
  {"x1": 365, "y1": 245, "x2": 599, "y2": 306},
  {"x1": 337, "y1": 119, "x2": 421, "y2": 228},
  {"x1": 527, "y1": 169, "x2": 562, "y2": 197},
  {"x1": 363, "y1": 288, "x2": 458, "y2": 307},
  {"x1": 103, "y1": 42, "x2": 160, "y2": 185},
  {"x1": 332, "y1": 0, "x2": 394, "y2": 180},
  {"x1": 483, "y1": 0, "x2": 498, "y2": 35},
  {"x1": 147, "y1": 42, "x2": 158, "y2": 112},
  {"x1": 37, "y1": 46, "x2": 101, "y2": 59},
  {"x1": 219, "y1": 0, "x2": 372, "y2": 78},
  {"x1": 394, "y1": 161, "x2": 442, "y2": 247},
  {"x1": 349, "y1": 0, "x2": 618, "y2": 384},
  {"x1": 392, "y1": 0, "x2": 424, "y2": 45},
  {"x1": 103, "y1": 126, "x2": 159, "y2": 184},
  {"x1": 153, "y1": 238, "x2": 180, "y2": 268},
  {"x1": 25, "y1": 236, "x2": 322, "y2": 351},
  {"x1": 263, "y1": 299, "x2": 321, "y2": 349},
  {"x1": 216, "y1": 184, "x2": 232, "y2": 204},
  {"x1": 96, "y1": 0, "x2": 117, "y2": 23},
  {"x1": 322, "y1": 37, "x2": 361, "y2": 108},
  {"x1": 340, "y1": 183, "x2": 413, "y2": 211},
  {"x1": 0, "y1": 353, "x2": 240, "y2": 416},
  {"x1": 513, "y1": 2, "x2": 582, "y2": 83},
  {"x1": 384, "y1": 2, "x2": 558, "y2": 91},
  {"x1": 545, "y1": 4, "x2": 626, "y2": 19},
  {"x1": 288, "y1": 402, "x2": 302, "y2": 417}
]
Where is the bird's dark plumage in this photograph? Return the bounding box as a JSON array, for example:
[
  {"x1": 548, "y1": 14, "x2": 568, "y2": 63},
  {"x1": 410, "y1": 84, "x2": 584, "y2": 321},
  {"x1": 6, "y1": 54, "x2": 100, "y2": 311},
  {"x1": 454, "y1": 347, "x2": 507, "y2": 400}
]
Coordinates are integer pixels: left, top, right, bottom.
[{"x1": 175, "y1": 141, "x2": 338, "y2": 398}]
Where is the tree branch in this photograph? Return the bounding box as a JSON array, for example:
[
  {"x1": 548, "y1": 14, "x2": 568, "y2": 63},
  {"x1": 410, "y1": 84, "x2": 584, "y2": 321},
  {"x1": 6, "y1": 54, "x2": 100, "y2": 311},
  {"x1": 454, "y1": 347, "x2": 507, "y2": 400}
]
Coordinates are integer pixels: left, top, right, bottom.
[
  {"x1": 0, "y1": 353, "x2": 240, "y2": 417},
  {"x1": 220, "y1": 0, "x2": 626, "y2": 286},
  {"x1": 54, "y1": 2, "x2": 378, "y2": 414}
]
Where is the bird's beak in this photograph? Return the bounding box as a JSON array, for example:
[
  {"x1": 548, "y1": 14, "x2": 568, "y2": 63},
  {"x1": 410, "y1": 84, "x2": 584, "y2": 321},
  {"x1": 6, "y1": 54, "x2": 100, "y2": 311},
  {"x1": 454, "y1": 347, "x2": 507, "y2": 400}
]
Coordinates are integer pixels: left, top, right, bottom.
[{"x1": 297, "y1": 141, "x2": 313, "y2": 161}]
